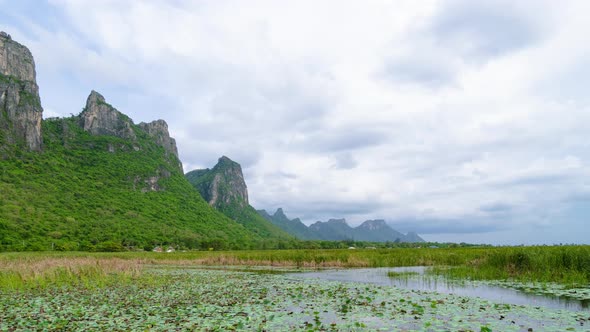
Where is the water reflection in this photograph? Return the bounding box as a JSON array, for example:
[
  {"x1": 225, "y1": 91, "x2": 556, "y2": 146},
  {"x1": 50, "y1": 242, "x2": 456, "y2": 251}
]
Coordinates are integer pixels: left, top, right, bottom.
[{"x1": 288, "y1": 267, "x2": 589, "y2": 312}]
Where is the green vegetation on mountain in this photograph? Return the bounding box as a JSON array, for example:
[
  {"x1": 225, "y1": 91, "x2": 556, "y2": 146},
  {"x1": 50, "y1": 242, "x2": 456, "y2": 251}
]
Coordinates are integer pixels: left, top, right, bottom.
[
  {"x1": 0, "y1": 113, "x2": 276, "y2": 251},
  {"x1": 186, "y1": 157, "x2": 294, "y2": 242}
]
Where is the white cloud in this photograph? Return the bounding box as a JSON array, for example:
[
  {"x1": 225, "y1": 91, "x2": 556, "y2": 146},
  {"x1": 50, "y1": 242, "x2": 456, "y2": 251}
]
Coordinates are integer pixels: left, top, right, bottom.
[{"x1": 8, "y1": 0, "x2": 590, "y2": 244}]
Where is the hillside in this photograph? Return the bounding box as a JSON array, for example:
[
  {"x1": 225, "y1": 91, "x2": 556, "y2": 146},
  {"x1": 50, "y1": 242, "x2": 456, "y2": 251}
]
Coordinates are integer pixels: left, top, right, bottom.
[
  {"x1": 185, "y1": 157, "x2": 293, "y2": 241},
  {"x1": 1, "y1": 93, "x2": 266, "y2": 251}
]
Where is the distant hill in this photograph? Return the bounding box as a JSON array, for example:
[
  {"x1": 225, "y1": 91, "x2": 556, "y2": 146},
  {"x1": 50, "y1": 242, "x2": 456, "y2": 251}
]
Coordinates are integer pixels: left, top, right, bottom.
[
  {"x1": 186, "y1": 157, "x2": 293, "y2": 241},
  {"x1": 354, "y1": 219, "x2": 406, "y2": 242},
  {"x1": 259, "y1": 209, "x2": 424, "y2": 243},
  {"x1": 258, "y1": 208, "x2": 317, "y2": 240},
  {"x1": 308, "y1": 218, "x2": 355, "y2": 241}
]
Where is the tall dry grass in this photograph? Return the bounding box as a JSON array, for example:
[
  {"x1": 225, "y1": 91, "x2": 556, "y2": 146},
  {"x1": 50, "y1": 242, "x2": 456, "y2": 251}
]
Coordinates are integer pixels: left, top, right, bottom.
[{"x1": 0, "y1": 257, "x2": 142, "y2": 290}]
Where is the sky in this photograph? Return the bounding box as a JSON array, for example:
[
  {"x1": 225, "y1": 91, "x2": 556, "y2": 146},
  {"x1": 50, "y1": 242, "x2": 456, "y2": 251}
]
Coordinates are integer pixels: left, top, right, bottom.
[{"x1": 2, "y1": 0, "x2": 590, "y2": 245}]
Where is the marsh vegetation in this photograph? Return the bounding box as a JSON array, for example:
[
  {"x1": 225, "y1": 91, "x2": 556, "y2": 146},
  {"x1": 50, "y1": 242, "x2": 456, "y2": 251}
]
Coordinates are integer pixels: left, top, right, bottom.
[{"x1": 0, "y1": 246, "x2": 588, "y2": 330}]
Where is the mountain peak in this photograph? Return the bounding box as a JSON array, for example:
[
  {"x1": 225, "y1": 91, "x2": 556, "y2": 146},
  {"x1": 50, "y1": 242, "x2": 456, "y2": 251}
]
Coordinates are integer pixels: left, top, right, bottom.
[
  {"x1": 0, "y1": 31, "x2": 43, "y2": 151},
  {"x1": 0, "y1": 31, "x2": 12, "y2": 40},
  {"x1": 186, "y1": 155, "x2": 248, "y2": 208},
  {"x1": 0, "y1": 31, "x2": 36, "y2": 82},
  {"x1": 327, "y1": 218, "x2": 348, "y2": 225},
  {"x1": 215, "y1": 155, "x2": 241, "y2": 169},
  {"x1": 274, "y1": 208, "x2": 286, "y2": 217},
  {"x1": 358, "y1": 219, "x2": 388, "y2": 230},
  {"x1": 219, "y1": 155, "x2": 233, "y2": 162},
  {"x1": 87, "y1": 90, "x2": 105, "y2": 104},
  {"x1": 186, "y1": 158, "x2": 292, "y2": 239},
  {"x1": 80, "y1": 90, "x2": 136, "y2": 140}
]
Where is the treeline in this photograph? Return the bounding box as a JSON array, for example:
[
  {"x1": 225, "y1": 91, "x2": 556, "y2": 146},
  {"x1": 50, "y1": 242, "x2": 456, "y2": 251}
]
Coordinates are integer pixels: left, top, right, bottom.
[{"x1": 0, "y1": 237, "x2": 484, "y2": 252}]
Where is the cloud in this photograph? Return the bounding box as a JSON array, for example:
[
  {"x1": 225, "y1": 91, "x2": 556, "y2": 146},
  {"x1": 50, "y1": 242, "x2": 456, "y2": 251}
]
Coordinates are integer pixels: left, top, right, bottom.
[
  {"x1": 431, "y1": 0, "x2": 540, "y2": 60},
  {"x1": 388, "y1": 217, "x2": 508, "y2": 235},
  {"x1": 382, "y1": 56, "x2": 456, "y2": 89},
  {"x1": 332, "y1": 153, "x2": 358, "y2": 170},
  {"x1": 292, "y1": 127, "x2": 389, "y2": 153}
]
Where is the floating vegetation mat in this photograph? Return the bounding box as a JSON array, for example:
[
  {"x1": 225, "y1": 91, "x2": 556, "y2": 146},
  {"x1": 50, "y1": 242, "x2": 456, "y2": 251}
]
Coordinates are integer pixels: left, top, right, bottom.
[
  {"x1": 0, "y1": 268, "x2": 588, "y2": 331},
  {"x1": 470, "y1": 279, "x2": 590, "y2": 302}
]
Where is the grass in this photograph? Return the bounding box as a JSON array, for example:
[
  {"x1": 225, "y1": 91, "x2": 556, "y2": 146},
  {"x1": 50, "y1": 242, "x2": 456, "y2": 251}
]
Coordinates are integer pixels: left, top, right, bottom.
[
  {"x1": 428, "y1": 246, "x2": 590, "y2": 286},
  {"x1": 387, "y1": 271, "x2": 420, "y2": 278},
  {"x1": 1, "y1": 245, "x2": 588, "y2": 290},
  {"x1": 0, "y1": 256, "x2": 142, "y2": 290}
]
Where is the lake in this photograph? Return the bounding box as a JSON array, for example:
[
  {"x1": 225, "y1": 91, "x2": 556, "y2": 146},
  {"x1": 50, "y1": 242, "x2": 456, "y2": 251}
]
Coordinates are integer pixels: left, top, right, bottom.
[{"x1": 287, "y1": 266, "x2": 589, "y2": 312}]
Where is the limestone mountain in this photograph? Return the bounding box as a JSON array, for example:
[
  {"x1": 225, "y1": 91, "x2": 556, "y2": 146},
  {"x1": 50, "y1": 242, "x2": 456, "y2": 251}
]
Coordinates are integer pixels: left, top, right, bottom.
[
  {"x1": 186, "y1": 157, "x2": 293, "y2": 240},
  {"x1": 355, "y1": 220, "x2": 406, "y2": 242},
  {"x1": 186, "y1": 156, "x2": 249, "y2": 209},
  {"x1": 0, "y1": 31, "x2": 42, "y2": 152},
  {"x1": 0, "y1": 32, "x2": 289, "y2": 251},
  {"x1": 308, "y1": 219, "x2": 355, "y2": 241},
  {"x1": 80, "y1": 91, "x2": 136, "y2": 140},
  {"x1": 1, "y1": 91, "x2": 267, "y2": 250},
  {"x1": 259, "y1": 208, "x2": 424, "y2": 242},
  {"x1": 258, "y1": 208, "x2": 316, "y2": 240}
]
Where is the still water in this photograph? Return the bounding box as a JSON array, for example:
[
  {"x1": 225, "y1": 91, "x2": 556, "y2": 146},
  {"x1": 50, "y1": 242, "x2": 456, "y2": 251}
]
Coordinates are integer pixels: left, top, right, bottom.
[{"x1": 288, "y1": 267, "x2": 589, "y2": 312}]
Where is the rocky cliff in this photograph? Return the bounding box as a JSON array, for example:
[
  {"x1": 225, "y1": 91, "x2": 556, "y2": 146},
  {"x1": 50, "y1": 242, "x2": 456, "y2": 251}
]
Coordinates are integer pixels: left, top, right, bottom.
[
  {"x1": 186, "y1": 156, "x2": 249, "y2": 209},
  {"x1": 76, "y1": 90, "x2": 185, "y2": 191},
  {"x1": 80, "y1": 91, "x2": 136, "y2": 140},
  {"x1": 0, "y1": 31, "x2": 43, "y2": 151},
  {"x1": 186, "y1": 157, "x2": 292, "y2": 239},
  {"x1": 138, "y1": 120, "x2": 182, "y2": 171}
]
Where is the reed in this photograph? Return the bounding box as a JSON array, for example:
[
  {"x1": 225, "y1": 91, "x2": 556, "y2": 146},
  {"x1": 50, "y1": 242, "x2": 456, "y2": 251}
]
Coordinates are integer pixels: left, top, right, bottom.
[{"x1": 0, "y1": 256, "x2": 142, "y2": 290}]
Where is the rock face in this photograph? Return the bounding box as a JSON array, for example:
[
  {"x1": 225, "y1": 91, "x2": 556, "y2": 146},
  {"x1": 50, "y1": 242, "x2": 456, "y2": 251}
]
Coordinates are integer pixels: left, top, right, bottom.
[
  {"x1": 79, "y1": 91, "x2": 136, "y2": 140},
  {"x1": 0, "y1": 31, "x2": 43, "y2": 151},
  {"x1": 138, "y1": 120, "x2": 182, "y2": 171},
  {"x1": 186, "y1": 156, "x2": 249, "y2": 209},
  {"x1": 186, "y1": 156, "x2": 293, "y2": 239},
  {"x1": 76, "y1": 90, "x2": 184, "y2": 191}
]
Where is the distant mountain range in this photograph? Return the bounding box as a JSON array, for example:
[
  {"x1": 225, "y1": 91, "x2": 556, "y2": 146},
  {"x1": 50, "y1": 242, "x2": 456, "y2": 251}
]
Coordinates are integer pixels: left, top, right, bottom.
[{"x1": 258, "y1": 208, "x2": 424, "y2": 243}]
